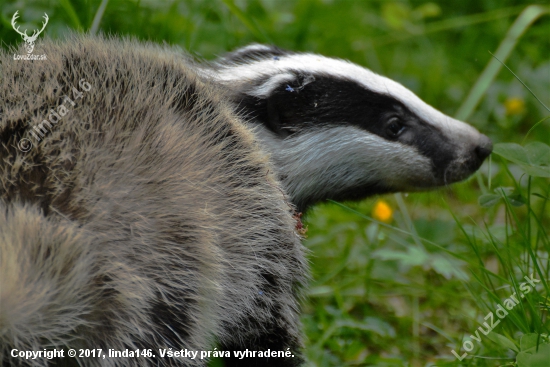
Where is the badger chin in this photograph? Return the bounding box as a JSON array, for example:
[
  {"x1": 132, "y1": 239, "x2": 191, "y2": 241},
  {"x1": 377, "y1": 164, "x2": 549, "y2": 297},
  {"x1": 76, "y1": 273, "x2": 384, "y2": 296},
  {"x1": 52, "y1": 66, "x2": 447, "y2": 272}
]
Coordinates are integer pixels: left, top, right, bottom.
[
  {"x1": 442, "y1": 149, "x2": 491, "y2": 186},
  {"x1": 403, "y1": 160, "x2": 484, "y2": 190},
  {"x1": 440, "y1": 161, "x2": 481, "y2": 186}
]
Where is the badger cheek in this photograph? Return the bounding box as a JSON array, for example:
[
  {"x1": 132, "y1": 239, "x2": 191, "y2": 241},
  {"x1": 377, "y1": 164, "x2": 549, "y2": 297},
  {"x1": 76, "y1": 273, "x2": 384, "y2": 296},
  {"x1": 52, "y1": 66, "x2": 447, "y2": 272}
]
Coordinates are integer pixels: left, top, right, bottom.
[
  {"x1": 407, "y1": 164, "x2": 440, "y2": 189},
  {"x1": 381, "y1": 147, "x2": 438, "y2": 190}
]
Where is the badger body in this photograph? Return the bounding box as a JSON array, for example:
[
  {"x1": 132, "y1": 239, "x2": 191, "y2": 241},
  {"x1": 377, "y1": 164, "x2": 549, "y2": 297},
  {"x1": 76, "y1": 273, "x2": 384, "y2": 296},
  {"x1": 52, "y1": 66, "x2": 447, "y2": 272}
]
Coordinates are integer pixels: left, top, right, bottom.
[
  {"x1": 0, "y1": 36, "x2": 491, "y2": 367},
  {"x1": 0, "y1": 36, "x2": 306, "y2": 367}
]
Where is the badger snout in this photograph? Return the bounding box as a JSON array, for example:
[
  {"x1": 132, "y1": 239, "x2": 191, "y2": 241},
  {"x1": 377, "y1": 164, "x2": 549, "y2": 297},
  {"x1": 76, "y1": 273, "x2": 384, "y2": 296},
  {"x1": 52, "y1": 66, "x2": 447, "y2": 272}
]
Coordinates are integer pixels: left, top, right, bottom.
[
  {"x1": 444, "y1": 133, "x2": 492, "y2": 184},
  {"x1": 467, "y1": 133, "x2": 493, "y2": 171},
  {"x1": 474, "y1": 134, "x2": 493, "y2": 162}
]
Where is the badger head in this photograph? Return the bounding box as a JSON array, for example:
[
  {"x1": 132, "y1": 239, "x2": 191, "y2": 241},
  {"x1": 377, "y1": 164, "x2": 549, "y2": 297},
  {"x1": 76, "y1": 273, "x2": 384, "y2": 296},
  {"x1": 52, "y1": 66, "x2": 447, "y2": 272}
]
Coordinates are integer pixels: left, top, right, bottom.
[{"x1": 213, "y1": 44, "x2": 492, "y2": 211}]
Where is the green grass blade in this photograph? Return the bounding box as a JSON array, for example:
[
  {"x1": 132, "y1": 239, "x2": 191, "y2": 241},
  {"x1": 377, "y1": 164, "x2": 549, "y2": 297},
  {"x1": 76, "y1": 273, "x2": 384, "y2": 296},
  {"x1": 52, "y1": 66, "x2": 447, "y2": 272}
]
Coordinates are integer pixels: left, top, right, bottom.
[
  {"x1": 523, "y1": 116, "x2": 550, "y2": 145},
  {"x1": 455, "y1": 5, "x2": 550, "y2": 121},
  {"x1": 488, "y1": 51, "x2": 550, "y2": 114},
  {"x1": 89, "y1": 0, "x2": 110, "y2": 35}
]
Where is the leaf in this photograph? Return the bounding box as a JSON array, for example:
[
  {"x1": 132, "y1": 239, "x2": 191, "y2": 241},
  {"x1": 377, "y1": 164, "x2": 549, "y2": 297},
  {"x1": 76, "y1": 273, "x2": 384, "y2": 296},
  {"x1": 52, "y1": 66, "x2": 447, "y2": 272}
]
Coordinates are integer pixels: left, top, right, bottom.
[
  {"x1": 528, "y1": 346, "x2": 550, "y2": 367},
  {"x1": 519, "y1": 164, "x2": 550, "y2": 178},
  {"x1": 517, "y1": 351, "x2": 530, "y2": 367},
  {"x1": 494, "y1": 143, "x2": 530, "y2": 165},
  {"x1": 372, "y1": 247, "x2": 429, "y2": 267},
  {"x1": 479, "y1": 193, "x2": 501, "y2": 207},
  {"x1": 486, "y1": 332, "x2": 519, "y2": 352},
  {"x1": 493, "y1": 142, "x2": 550, "y2": 177},
  {"x1": 495, "y1": 187, "x2": 525, "y2": 207},
  {"x1": 373, "y1": 247, "x2": 469, "y2": 280},
  {"x1": 516, "y1": 343, "x2": 550, "y2": 367},
  {"x1": 521, "y1": 333, "x2": 542, "y2": 351},
  {"x1": 525, "y1": 142, "x2": 550, "y2": 165},
  {"x1": 507, "y1": 193, "x2": 526, "y2": 207}
]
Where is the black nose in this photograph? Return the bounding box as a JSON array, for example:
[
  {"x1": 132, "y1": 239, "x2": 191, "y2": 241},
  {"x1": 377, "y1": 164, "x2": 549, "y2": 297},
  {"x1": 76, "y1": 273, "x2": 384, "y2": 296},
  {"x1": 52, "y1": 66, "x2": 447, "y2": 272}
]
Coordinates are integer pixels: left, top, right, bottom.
[{"x1": 474, "y1": 134, "x2": 493, "y2": 162}]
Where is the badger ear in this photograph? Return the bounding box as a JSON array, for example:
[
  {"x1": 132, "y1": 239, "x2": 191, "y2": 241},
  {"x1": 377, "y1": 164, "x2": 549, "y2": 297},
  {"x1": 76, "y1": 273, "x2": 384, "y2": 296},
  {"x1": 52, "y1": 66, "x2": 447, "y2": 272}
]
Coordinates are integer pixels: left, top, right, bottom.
[
  {"x1": 239, "y1": 72, "x2": 316, "y2": 137},
  {"x1": 217, "y1": 44, "x2": 290, "y2": 65}
]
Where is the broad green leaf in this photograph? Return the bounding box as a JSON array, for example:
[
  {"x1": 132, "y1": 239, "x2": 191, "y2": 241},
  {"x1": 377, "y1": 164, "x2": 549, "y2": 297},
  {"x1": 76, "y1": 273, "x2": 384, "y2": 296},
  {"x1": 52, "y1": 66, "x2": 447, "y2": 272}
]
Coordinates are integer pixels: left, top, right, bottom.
[
  {"x1": 493, "y1": 142, "x2": 550, "y2": 177},
  {"x1": 529, "y1": 345, "x2": 550, "y2": 367},
  {"x1": 525, "y1": 142, "x2": 550, "y2": 165},
  {"x1": 517, "y1": 351, "x2": 530, "y2": 367},
  {"x1": 519, "y1": 164, "x2": 550, "y2": 178},
  {"x1": 527, "y1": 344, "x2": 550, "y2": 367},
  {"x1": 516, "y1": 343, "x2": 550, "y2": 367},
  {"x1": 494, "y1": 143, "x2": 530, "y2": 164},
  {"x1": 520, "y1": 333, "x2": 541, "y2": 351}
]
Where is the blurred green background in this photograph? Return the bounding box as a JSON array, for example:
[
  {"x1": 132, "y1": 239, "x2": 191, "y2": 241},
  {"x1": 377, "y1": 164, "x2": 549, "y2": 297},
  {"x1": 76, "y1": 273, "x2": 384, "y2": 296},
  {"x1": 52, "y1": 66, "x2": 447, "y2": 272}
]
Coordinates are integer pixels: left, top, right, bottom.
[{"x1": 1, "y1": 0, "x2": 549, "y2": 366}]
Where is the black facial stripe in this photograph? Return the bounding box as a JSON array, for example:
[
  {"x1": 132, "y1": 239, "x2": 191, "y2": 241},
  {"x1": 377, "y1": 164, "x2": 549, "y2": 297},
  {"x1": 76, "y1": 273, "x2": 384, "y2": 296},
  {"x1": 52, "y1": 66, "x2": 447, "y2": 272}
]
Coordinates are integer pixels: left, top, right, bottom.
[
  {"x1": 218, "y1": 45, "x2": 292, "y2": 65},
  {"x1": 235, "y1": 72, "x2": 458, "y2": 179},
  {"x1": 240, "y1": 72, "x2": 414, "y2": 135}
]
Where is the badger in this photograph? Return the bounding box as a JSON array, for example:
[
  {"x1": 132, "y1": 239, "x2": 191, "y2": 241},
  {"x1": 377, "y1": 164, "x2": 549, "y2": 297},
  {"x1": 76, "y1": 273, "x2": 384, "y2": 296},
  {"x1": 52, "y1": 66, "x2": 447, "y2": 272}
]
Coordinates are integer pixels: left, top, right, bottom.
[{"x1": 0, "y1": 35, "x2": 491, "y2": 367}]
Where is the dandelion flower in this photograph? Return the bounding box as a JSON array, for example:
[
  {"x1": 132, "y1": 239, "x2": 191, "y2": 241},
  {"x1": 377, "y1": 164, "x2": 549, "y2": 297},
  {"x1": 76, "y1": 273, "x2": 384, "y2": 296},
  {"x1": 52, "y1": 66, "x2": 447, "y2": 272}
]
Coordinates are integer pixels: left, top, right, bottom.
[{"x1": 372, "y1": 200, "x2": 393, "y2": 222}]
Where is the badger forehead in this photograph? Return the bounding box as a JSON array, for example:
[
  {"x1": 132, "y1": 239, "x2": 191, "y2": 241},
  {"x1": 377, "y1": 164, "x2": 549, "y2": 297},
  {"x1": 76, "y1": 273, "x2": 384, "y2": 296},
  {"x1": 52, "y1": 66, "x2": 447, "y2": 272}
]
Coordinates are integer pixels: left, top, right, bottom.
[{"x1": 216, "y1": 52, "x2": 479, "y2": 139}]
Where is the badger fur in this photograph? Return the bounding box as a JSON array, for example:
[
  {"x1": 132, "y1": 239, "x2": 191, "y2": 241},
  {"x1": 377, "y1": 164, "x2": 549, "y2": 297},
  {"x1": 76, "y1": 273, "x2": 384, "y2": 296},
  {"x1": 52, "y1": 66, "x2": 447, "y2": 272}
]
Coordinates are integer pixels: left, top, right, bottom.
[{"x1": 0, "y1": 35, "x2": 491, "y2": 367}]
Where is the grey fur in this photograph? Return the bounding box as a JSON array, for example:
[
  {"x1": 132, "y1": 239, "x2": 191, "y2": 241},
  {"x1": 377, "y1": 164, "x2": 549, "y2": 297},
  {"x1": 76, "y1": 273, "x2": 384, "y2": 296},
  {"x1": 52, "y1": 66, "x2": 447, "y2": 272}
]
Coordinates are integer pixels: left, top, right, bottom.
[{"x1": 1, "y1": 35, "x2": 306, "y2": 367}]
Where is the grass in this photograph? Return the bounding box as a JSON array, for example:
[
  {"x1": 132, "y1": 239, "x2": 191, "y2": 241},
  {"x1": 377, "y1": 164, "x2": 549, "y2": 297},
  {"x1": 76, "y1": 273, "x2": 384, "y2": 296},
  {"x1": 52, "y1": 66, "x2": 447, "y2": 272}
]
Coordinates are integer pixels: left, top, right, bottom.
[{"x1": 1, "y1": 0, "x2": 549, "y2": 366}]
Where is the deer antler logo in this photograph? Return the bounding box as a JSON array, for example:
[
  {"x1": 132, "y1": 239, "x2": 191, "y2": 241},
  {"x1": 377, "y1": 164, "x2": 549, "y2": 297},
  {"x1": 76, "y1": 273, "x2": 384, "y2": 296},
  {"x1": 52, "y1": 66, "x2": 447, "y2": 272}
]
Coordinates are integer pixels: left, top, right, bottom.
[{"x1": 11, "y1": 11, "x2": 49, "y2": 54}]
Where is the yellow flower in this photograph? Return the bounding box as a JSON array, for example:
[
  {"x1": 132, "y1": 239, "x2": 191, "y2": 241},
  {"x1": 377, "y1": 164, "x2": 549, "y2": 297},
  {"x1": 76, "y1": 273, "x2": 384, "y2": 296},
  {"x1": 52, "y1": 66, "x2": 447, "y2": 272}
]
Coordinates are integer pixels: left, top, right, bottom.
[
  {"x1": 504, "y1": 97, "x2": 525, "y2": 116},
  {"x1": 372, "y1": 200, "x2": 393, "y2": 222}
]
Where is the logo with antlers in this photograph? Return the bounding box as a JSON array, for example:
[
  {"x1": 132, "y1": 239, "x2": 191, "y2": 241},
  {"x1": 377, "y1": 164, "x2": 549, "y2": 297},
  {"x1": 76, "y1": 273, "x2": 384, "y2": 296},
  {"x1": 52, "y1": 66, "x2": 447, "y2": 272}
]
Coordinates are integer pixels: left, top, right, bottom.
[{"x1": 11, "y1": 11, "x2": 49, "y2": 54}]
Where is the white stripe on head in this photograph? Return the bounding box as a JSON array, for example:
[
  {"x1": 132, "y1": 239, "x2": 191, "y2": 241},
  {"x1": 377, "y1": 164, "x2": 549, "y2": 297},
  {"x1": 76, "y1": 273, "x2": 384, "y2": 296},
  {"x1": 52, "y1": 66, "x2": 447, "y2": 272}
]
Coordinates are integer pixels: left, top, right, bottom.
[
  {"x1": 249, "y1": 73, "x2": 294, "y2": 98},
  {"x1": 233, "y1": 44, "x2": 274, "y2": 53},
  {"x1": 217, "y1": 53, "x2": 481, "y2": 145}
]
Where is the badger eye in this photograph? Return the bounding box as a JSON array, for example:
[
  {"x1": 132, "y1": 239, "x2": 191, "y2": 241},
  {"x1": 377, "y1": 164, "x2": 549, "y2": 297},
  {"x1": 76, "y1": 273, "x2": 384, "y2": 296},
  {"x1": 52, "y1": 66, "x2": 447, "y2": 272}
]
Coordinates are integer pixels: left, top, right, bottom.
[{"x1": 387, "y1": 118, "x2": 405, "y2": 138}]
